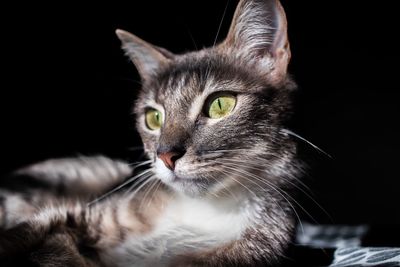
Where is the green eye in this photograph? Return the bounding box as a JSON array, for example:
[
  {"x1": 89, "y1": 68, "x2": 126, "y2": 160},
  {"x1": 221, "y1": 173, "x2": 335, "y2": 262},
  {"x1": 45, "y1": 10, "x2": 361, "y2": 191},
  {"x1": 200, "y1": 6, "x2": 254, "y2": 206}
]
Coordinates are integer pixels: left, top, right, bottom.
[
  {"x1": 145, "y1": 109, "x2": 163, "y2": 130},
  {"x1": 207, "y1": 95, "x2": 236, "y2": 119}
]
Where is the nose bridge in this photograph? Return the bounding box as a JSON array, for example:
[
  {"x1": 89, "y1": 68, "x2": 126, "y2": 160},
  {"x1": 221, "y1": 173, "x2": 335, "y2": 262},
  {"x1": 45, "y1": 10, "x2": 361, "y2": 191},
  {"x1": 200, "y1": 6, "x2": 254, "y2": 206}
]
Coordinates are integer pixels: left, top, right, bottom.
[{"x1": 158, "y1": 119, "x2": 190, "y2": 153}]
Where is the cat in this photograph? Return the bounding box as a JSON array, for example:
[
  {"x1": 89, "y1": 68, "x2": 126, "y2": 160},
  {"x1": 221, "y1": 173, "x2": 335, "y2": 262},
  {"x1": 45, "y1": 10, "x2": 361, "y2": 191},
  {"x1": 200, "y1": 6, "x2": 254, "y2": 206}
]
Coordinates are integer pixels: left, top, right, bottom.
[{"x1": 0, "y1": 0, "x2": 302, "y2": 266}]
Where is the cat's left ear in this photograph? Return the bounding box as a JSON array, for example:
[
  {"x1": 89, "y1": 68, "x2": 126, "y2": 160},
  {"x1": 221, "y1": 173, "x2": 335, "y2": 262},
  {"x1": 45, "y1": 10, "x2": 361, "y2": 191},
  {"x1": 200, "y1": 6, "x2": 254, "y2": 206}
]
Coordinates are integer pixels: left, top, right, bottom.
[
  {"x1": 219, "y1": 0, "x2": 290, "y2": 84},
  {"x1": 116, "y1": 29, "x2": 174, "y2": 81}
]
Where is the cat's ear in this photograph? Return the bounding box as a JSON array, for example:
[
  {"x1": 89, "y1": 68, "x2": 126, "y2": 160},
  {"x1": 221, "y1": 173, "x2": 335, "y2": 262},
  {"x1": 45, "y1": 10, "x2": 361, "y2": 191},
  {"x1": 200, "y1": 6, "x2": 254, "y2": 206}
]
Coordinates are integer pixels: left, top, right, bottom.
[
  {"x1": 116, "y1": 29, "x2": 174, "y2": 81},
  {"x1": 219, "y1": 0, "x2": 290, "y2": 83}
]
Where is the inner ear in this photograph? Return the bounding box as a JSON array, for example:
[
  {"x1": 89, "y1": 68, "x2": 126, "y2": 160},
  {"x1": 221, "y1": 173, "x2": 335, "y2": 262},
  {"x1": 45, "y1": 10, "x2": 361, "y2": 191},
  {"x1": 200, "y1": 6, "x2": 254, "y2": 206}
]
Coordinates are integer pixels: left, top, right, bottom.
[
  {"x1": 218, "y1": 0, "x2": 290, "y2": 82},
  {"x1": 116, "y1": 29, "x2": 175, "y2": 81}
]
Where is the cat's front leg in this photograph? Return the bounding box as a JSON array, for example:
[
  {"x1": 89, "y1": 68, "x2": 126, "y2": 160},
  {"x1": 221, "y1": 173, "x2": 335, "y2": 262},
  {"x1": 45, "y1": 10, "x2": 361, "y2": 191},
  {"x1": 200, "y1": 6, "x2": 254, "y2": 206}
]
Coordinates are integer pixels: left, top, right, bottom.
[
  {"x1": 10, "y1": 156, "x2": 133, "y2": 198},
  {"x1": 0, "y1": 156, "x2": 133, "y2": 228}
]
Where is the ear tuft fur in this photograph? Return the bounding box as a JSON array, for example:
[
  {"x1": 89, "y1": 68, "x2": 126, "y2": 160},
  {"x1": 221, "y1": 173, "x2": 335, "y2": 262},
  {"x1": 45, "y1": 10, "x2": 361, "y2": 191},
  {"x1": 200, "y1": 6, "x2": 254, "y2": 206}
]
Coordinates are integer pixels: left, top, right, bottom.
[
  {"x1": 116, "y1": 29, "x2": 174, "y2": 81},
  {"x1": 219, "y1": 0, "x2": 290, "y2": 83}
]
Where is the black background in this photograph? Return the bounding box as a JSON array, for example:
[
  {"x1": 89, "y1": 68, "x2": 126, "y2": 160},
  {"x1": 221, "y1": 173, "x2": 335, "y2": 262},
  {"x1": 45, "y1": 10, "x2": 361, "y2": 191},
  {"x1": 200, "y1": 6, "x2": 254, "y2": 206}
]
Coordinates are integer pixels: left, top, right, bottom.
[{"x1": 1, "y1": 0, "x2": 399, "y2": 225}]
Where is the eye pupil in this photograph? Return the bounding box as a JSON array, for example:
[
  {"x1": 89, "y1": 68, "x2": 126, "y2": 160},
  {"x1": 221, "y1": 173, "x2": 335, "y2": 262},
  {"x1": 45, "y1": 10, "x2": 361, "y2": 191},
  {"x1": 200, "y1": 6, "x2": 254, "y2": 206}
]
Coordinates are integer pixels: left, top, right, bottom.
[{"x1": 217, "y1": 98, "x2": 222, "y2": 110}]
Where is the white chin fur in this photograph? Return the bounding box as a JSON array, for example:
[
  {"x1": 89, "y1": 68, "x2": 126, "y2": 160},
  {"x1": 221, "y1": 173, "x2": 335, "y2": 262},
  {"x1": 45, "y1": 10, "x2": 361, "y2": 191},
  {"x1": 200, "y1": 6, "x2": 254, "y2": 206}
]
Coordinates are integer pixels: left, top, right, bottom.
[
  {"x1": 153, "y1": 159, "x2": 205, "y2": 196},
  {"x1": 154, "y1": 159, "x2": 175, "y2": 183}
]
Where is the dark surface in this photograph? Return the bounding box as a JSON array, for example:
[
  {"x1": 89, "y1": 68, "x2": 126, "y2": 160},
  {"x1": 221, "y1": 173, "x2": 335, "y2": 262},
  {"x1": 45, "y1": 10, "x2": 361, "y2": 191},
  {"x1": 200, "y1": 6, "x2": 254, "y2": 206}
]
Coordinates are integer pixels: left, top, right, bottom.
[
  {"x1": 283, "y1": 246, "x2": 336, "y2": 267},
  {"x1": 1, "y1": 0, "x2": 399, "y2": 226}
]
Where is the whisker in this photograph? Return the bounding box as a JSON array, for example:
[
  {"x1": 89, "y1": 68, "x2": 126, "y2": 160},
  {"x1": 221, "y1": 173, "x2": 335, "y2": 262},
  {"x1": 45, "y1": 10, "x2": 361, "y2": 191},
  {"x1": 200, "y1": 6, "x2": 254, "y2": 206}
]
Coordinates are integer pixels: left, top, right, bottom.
[
  {"x1": 228, "y1": 163, "x2": 316, "y2": 228},
  {"x1": 128, "y1": 176, "x2": 157, "y2": 201},
  {"x1": 219, "y1": 157, "x2": 309, "y2": 192},
  {"x1": 186, "y1": 26, "x2": 198, "y2": 50},
  {"x1": 219, "y1": 157, "x2": 311, "y2": 191},
  {"x1": 219, "y1": 158, "x2": 332, "y2": 222},
  {"x1": 146, "y1": 180, "x2": 163, "y2": 208},
  {"x1": 139, "y1": 179, "x2": 160, "y2": 211},
  {"x1": 206, "y1": 173, "x2": 231, "y2": 199},
  {"x1": 203, "y1": 148, "x2": 251, "y2": 153},
  {"x1": 129, "y1": 160, "x2": 152, "y2": 168},
  {"x1": 123, "y1": 172, "x2": 153, "y2": 197},
  {"x1": 281, "y1": 129, "x2": 332, "y2": 158},
  {"x1": 217, "y1": 167, "x2": 289, "y2": 220},
  {"x1": 213, "y1": 0, "x2": 231, "y2": 47},
  {"x1": 87, "y1": 168, "x2": 153, "y2": 206},
  {"x1": 207, "y1": 189, "x2": 221, "y2": 199},
  {"x1": 209, "y1": 168, "x2": 238, "y2": 201},
  {"x1": 217, "y1": 168, "x2": 258, "y2": 198},
  {"x1": 219, "y1": 164, "x2": 306, "y2": 233}
]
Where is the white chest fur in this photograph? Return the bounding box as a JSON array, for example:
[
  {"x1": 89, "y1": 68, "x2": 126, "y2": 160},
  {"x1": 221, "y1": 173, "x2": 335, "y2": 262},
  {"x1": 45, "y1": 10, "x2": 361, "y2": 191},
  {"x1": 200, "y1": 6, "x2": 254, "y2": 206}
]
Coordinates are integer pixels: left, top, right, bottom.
[
  {"x1": 158, "y1": 194, "x2": 254, "y2": 241},
  {"x1": 108, "y1": 194, "x2": 259, "y2": 267}
]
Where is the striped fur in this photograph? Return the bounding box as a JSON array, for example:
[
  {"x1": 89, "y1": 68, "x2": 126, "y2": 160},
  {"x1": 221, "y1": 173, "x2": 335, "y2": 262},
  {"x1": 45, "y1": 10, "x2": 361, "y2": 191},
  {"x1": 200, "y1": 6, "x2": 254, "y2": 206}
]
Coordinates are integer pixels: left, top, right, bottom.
[{"x1": 0, "y1": 0, "x2": 302, "y2": 266}]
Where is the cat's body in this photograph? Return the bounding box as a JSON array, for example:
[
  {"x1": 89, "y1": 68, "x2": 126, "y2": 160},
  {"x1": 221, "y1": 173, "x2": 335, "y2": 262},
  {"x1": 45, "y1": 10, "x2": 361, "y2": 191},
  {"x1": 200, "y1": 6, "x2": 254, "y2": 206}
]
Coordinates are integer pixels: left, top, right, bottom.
[
  {"x1": 1, "y1": 157, "x2": 295, "y2": 266},
  {"x1": 0, "y1": 0, "x2": 302, "y2": 266}
]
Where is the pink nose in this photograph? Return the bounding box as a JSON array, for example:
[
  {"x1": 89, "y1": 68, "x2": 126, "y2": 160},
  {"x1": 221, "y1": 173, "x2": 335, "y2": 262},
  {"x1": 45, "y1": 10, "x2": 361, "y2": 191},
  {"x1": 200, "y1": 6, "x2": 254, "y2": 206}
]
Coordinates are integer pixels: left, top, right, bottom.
[{"x1": 158, "y1": 151, "x2": 182, "y2": 170}]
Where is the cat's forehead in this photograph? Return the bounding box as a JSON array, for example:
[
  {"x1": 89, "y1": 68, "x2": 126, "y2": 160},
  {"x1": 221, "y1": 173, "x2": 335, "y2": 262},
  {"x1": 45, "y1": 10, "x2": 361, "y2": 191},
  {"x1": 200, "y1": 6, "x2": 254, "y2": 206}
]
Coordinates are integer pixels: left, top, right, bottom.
[{"x1": 144, "y1": 53, "x2": 265, "y2": 106}]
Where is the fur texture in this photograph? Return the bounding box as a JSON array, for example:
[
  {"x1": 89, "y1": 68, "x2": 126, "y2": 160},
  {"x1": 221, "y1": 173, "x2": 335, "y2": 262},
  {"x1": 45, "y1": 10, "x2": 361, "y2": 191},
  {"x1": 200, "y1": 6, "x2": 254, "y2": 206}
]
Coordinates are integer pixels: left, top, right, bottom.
[{"x1": 0, "y1": 0, "x2": 302, "y2": 266}]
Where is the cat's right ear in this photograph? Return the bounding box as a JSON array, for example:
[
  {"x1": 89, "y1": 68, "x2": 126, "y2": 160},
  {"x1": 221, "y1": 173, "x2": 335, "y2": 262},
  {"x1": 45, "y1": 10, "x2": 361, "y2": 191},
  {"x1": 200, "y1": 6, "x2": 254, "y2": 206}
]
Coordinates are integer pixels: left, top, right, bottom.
[{"x1": 116, "y1": 29, "x2": 174, "y2": 81}]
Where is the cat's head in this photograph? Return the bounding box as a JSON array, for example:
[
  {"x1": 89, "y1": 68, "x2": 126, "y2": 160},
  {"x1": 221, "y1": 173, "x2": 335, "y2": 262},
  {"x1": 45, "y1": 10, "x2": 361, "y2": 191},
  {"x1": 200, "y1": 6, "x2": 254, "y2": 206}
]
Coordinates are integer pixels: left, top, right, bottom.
[{"x1": 117, "y1": 0, "x2": 298, "y2": 197}]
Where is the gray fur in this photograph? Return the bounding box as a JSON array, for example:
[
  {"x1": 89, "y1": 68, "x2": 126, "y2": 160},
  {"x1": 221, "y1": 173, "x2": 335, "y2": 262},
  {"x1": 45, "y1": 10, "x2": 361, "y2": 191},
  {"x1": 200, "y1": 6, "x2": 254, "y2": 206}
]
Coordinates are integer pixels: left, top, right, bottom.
[{"x1": 0, "y1": 0, "x2": 303, "y2": 266}]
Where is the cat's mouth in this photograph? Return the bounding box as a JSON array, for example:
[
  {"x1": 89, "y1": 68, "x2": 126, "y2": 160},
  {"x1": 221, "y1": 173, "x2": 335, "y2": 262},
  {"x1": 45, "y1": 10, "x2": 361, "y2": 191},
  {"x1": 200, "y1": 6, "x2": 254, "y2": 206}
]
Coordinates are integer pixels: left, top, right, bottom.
[
  {"x1": 154, "y1": 158, "x2": 211, "y2": 195},
  {"x1": 154, "y1": 158, "x2": 192, "y2": 181}
]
